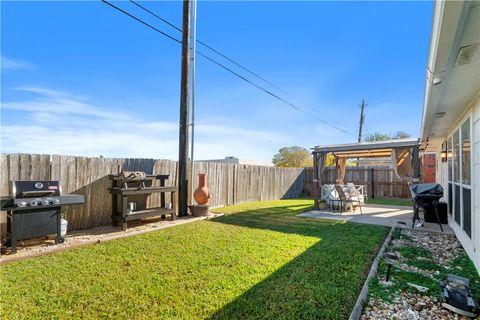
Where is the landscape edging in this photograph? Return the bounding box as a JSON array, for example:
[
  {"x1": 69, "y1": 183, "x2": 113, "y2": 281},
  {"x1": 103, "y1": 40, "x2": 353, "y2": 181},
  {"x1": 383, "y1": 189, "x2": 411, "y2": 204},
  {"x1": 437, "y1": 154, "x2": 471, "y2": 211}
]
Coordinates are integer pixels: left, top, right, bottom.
[
  {"x1": 0, "y1": 213, "x2": 223, "y2": 265},
  {"x1": 348, "y1": 226, "x2": 396, "y2": 320}
]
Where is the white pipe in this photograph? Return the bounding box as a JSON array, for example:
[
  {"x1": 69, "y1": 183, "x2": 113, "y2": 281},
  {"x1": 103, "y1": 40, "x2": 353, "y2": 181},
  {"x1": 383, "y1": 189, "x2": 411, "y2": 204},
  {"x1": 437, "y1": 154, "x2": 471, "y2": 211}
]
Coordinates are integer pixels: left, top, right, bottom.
[{"x1": 189, "y1": 0, "x2": 197, "y2": 205}]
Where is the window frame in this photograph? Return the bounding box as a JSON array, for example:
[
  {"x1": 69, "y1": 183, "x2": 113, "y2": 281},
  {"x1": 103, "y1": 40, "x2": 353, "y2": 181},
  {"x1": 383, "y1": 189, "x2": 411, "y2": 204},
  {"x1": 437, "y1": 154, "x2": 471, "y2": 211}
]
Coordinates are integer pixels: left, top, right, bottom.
[{"x1": 447, "y1": 115, "x2": 472, "y2": 238}]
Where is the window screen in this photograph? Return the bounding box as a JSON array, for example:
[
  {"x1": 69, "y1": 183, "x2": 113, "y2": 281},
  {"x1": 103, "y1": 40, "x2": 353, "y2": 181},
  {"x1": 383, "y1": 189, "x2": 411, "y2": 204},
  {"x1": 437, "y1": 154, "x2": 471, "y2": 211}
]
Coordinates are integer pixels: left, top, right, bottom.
[
  {"x1": 453, "y1": 130, "x2": 460, "y2": 183},
  {"x1": 463, "y1": 188, "x2": 471, "y2": 237},
  {"x1": 448, "y1": 183, "x2": 453, "y2": 215},
  {"x1": 454, "y1": 185, "x2": 461, "y2": 224},
  {"x1": 461, "y1": 119, "x2": 470, "y2": 185}
]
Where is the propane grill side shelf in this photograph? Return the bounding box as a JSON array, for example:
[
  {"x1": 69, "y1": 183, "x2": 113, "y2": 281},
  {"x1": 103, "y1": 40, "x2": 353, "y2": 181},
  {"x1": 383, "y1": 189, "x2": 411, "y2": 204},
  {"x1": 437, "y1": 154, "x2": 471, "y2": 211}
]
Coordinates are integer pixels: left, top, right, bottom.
[
  {"x1": 111, "y1": 207, "x2": 176, "y2": 222},
  {"x1": 109, "y1": 186, "x2": 176, "y2": 195}
]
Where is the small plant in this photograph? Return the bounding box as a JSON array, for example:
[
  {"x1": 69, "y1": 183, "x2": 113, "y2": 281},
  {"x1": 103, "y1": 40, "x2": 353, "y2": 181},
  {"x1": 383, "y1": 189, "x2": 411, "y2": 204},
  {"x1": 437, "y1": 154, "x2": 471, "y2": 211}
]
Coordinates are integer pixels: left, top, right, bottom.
[{"x1": 394, "y1": 245, "x2": 432, "y2": 260}]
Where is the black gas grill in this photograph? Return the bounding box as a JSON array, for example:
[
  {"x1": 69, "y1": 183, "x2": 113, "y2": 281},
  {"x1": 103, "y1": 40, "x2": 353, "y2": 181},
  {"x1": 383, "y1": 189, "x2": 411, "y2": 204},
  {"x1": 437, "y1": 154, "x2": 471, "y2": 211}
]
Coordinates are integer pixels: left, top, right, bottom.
[
  {"x1": 410, "y1": 183, "x2": 444, "y2": 232},
  {"x1": 1, "y1": 180, "x2": 85, "y2": 253}
]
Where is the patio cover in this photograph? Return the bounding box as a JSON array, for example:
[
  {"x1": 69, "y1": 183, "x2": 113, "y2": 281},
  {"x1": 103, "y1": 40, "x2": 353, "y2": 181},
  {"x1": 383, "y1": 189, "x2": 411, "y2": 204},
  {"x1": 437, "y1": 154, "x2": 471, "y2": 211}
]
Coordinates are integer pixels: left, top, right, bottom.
[{"x1": 312, "y1": 138, "x2": 420, "y2": 210}]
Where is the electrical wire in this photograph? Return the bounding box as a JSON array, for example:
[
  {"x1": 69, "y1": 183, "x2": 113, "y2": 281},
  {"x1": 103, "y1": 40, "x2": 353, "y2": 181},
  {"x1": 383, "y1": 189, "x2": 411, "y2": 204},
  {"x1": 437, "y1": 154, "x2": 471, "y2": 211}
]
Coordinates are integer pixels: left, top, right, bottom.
[
  {"x1": 101, "y1": 0, "x2": 357, "y2": 137},
  {"x1": 129, "y1": 0, "x2": 342, "y2": 124}
]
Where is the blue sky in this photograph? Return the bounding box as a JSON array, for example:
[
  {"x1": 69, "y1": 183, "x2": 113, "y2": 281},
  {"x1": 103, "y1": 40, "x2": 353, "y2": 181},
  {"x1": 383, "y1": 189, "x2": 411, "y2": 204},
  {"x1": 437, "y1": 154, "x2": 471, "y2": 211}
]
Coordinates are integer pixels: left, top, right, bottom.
[{"x1": 1, "y1": 1, "x2": 433, "y2": 161}]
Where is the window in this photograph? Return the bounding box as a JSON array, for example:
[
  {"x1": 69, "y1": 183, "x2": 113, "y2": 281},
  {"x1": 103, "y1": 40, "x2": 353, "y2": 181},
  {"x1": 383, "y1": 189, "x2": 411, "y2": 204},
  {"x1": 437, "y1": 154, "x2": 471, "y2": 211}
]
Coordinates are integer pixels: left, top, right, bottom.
[
  {"x1": 463, "y1": 188, "x2": 471, "y2": 237},
  {"x1": 448, "y1": 183, "x2": 453, "y2": 215},
  {"x1": 461, "y1": 119, "x2": 470, "y2": 185},
  {"x1": 447, "y1": 137, "x2": 453, "y2": 215},
  {"x1": 447, "y1": 137, "x2": 452, "y2": 181},
  {"x1": 453, "y1": 130, "x2": 460, "y2": 182},
  {"x1": 448, "y1": 117, "x2": 472, "y2": 238},
  {"x1": 455, "y1": 185, "x2": 461, "y2": 224}
]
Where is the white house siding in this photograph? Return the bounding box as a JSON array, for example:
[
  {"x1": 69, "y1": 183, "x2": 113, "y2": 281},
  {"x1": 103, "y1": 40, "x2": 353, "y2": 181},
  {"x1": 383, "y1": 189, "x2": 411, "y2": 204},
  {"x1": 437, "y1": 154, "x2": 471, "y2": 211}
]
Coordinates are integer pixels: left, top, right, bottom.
[{"x1": 473, "y1": 94, "x2": 480, "y2": 270}]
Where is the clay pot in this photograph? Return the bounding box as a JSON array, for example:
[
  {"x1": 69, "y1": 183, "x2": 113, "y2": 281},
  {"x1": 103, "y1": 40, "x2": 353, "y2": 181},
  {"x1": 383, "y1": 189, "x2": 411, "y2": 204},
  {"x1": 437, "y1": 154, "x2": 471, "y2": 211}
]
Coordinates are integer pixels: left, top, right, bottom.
[
  {"x1": 318, "y1": 201, "x2": 327, "y2": 210},
  {"x1": 194, "y1": 174, "x2": 211, "y2": 205}
]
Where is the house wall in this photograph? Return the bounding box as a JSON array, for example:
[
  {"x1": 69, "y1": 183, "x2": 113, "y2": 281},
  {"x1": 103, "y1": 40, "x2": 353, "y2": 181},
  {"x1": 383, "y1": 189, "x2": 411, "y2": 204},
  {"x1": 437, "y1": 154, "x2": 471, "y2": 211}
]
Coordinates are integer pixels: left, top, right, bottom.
[
  {"x1": 473, "y1": 94, "x2": 480, "y2": 269},
  {"x1": 422, "y1": 153, "x2": 436, "y2": 183},
  {"x1": 436, "y1": 93, "x2": 480, "y2": 270}
]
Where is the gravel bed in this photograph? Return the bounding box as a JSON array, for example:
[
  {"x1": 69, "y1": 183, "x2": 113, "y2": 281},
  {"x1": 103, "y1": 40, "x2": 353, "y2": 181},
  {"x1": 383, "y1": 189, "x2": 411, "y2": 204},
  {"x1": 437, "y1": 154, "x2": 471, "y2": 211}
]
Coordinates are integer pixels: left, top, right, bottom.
[
  {"x1": 363, "y1": 292, "x2": 471, "y2": 320},
  {"x1": 362, "y1": 229, "x2": 478, "y2": 320}
]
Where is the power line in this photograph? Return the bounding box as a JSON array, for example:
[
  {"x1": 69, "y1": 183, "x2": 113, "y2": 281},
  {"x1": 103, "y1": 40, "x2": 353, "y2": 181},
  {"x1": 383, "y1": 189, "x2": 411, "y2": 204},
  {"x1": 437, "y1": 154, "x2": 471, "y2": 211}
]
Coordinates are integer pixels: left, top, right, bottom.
[
  {"x1": 195, "y1": 52, "x2": 355, "y2": 136},
  {"x1": 129, "y1": 0, "x2": 342, "y2": 124},
  {"x1": 101, "y1": 0, "x2": 357, "y2": 137},
  {"x1": 101, "y1": 0, "x2": 180, "y2": 44}
]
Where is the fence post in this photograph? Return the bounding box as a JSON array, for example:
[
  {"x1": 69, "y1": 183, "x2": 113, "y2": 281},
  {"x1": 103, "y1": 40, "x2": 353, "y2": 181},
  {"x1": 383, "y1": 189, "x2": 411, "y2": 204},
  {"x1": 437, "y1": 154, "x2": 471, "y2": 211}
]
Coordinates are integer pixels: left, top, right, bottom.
[
  {"x1": 367, "y1": 168, "x2": 375, "y2": 199},
  {"x1": 232, "y1": 164, "x2": 236, "y2": 205}
]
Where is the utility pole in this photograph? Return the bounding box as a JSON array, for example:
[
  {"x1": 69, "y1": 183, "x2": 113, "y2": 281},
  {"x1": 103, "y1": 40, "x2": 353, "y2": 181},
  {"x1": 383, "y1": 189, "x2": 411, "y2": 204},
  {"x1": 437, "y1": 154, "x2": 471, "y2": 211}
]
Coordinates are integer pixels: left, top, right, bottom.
[
  {"x1": 189, "y1": 0, "x2": 197, "y2": 205},
  {"x1": 358, "y1": 99, "x2": 366, "y2": 143},
  {"x1": 178, "y1": 0, "x2": 191, "y2": 217}
]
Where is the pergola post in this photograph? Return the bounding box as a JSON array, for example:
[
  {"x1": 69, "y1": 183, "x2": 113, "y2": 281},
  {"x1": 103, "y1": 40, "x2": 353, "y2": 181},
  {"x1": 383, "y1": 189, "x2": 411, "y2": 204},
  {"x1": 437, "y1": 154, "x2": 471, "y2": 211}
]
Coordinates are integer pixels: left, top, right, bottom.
[
  {"x1": 335, "y1": 157, "x2": 347, "y2": 185},
  {"x1": 412, "y1": 145, "x2": 421, "y2": 181},
  {"x1": 313, "y1": 151, "x2": 326, "y2": 210}
]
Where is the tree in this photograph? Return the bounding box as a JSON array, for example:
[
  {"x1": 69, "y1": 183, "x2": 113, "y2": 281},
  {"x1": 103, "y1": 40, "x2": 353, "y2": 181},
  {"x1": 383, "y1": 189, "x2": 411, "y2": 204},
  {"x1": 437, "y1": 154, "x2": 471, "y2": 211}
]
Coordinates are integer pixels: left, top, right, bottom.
[
  {"x1": 363, "y1": 132, "x2": 391, "y2": 142},
  {"x1": 392, "y1": 131, "x2": 411, "y2": 139},
  {"x1": 272, "y1": 146, "x2": 313, "y2": 167},
  {"x1": 363, "y1": 131, "x2": 411, "y2": 142},
  {"x1": 325, "y1": 154, "x2": 336, "y2": 167}
]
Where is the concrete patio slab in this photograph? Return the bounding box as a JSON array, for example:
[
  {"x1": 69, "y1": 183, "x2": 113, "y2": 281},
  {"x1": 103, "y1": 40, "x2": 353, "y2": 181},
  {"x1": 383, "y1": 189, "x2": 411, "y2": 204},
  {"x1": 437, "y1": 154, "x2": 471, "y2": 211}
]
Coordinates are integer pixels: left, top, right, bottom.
[{"x1": 298, "y1": 205, "x2": 453, "y2": 235}]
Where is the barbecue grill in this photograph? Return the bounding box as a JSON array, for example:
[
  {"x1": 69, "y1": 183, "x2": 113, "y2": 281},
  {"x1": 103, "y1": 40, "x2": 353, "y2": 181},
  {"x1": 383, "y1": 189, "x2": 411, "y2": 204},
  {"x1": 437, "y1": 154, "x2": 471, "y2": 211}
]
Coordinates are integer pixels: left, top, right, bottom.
[
  {"x1": 410, "y1": 183, "x2": 444, "y2": 232},
  {"x1": 0, "y1": 180, "x2": 85, "y2": 253}
]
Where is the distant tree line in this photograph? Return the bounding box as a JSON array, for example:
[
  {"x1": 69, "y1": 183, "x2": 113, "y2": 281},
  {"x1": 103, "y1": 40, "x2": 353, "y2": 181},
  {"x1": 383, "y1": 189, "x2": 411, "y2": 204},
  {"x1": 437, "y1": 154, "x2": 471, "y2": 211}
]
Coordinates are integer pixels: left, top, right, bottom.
[
  {"x1": 272, "y1": 131, "x2": 411, "y2": 168},
  {"x1": 362, "y1": 130, "x2": 411, "y2": 142},
  {"x1": 272, "y1": 146, "x2": 335, "y2": 168}
]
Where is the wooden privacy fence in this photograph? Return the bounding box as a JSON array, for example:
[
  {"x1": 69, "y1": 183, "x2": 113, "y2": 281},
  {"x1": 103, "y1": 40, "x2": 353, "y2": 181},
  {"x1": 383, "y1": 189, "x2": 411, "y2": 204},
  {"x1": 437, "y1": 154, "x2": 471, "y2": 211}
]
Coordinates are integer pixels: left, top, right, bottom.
[
  {"x1": 0, "y1": 154, "x2": 305, "y2": 232},
  {"x1": 303, "y1": 166, "x2": 411, "y2": 199}
]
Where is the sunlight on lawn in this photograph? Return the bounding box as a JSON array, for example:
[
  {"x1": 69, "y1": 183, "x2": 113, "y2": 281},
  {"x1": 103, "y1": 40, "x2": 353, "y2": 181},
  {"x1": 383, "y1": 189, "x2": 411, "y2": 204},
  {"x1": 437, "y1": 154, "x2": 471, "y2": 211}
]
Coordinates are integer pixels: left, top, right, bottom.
[{"x1": 1, "y1": 199, "x2": 388, "y2": 320}]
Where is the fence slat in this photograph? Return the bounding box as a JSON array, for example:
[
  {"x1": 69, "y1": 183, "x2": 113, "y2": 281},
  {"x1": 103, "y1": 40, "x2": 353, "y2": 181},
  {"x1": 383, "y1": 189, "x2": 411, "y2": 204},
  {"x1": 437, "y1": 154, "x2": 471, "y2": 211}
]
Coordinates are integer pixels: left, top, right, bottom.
[{"x1": 0, "y1": 153, "x2": 307, "y2": 231}]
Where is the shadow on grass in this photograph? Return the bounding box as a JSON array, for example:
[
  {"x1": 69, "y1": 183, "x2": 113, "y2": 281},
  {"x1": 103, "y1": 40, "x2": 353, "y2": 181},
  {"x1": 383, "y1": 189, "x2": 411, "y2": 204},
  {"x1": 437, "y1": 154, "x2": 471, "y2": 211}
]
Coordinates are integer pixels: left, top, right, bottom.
[
  {"x1": 208, "y1": 202, "x2": 389, "y2": 319},
  {"x1": 211, "y1": 203, "x2": 330, "y2": 237}
]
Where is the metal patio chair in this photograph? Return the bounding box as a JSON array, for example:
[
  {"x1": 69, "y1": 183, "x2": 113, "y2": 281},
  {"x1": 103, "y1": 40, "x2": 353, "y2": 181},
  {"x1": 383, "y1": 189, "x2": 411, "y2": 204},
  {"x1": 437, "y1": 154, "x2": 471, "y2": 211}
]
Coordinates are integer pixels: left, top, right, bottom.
[
  {"x1": 334, "y1": 185, "x2": 363, "y2": 215},
  {"x1": 347, "y1": 183, "x2": 367, "y2": 204}
]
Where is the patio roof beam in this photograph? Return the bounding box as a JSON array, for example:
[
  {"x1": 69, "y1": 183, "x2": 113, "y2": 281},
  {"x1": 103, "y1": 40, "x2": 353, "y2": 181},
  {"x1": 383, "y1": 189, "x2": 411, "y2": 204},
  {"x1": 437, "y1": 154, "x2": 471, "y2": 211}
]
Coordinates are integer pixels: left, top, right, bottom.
[
  {"x1": 313, "y1": 138, "x2": 419, "y2": 153},
  {"x1": 332, "y1": 151, "x2": 392, "y2": 158}
]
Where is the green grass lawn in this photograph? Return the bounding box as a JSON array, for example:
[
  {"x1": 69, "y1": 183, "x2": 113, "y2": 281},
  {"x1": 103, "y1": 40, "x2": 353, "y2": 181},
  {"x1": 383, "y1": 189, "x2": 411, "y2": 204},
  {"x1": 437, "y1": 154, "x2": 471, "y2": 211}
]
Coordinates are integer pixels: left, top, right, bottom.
[
  {"x1": 0, "y1": 199, "x2": 388, "y2": 319},
  {"x1": 367, "y1": 197, "x2": 413, "y2": 207}
]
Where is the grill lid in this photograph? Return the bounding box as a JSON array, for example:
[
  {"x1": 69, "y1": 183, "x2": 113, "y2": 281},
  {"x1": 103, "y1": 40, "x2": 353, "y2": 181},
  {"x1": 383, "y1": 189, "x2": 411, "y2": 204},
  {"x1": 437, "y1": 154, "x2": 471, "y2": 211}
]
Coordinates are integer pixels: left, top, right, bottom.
[{"x1": 12, "y1": 180, "x2": 61, "y2": 198}]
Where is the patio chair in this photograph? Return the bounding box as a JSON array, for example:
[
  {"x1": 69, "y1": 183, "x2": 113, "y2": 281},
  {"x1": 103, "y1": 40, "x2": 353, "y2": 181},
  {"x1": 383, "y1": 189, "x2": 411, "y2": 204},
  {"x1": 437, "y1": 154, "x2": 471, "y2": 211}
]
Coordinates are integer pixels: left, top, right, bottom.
[
  {"x1": 347, "y1": 183, "x2": 366, "y2": 204},
  {"x1": 321, "y1": 184, "x2": 337, "y2": 210},
  {"x1": 333, "y1": 185, "x2": 363, "y2": 215}
]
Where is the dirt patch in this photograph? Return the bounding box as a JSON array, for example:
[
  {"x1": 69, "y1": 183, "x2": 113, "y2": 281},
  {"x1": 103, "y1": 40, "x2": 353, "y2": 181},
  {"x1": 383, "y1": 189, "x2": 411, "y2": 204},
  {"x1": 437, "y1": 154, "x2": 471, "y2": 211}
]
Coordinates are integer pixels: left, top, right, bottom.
[{"x1": 1, "y1": 213, "x2": 222, "y2": 263}]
